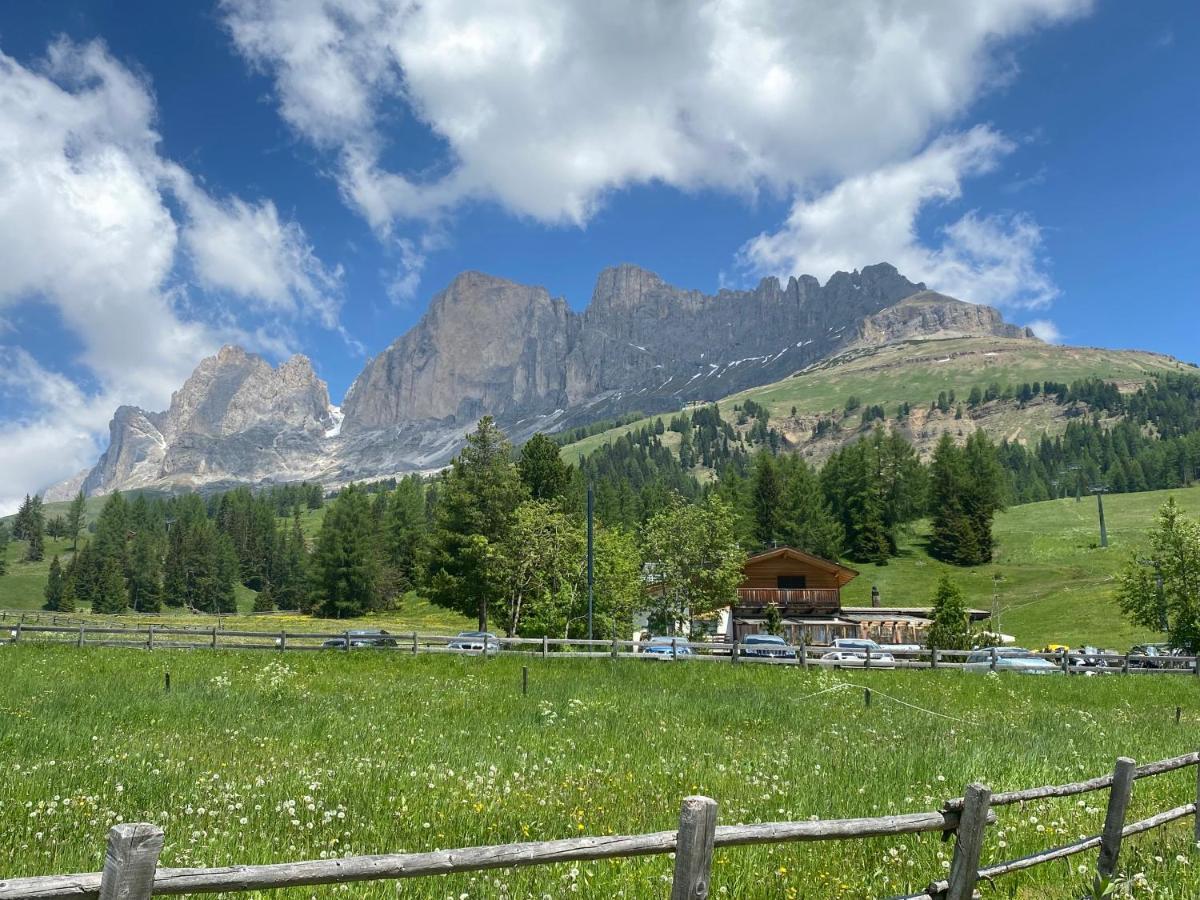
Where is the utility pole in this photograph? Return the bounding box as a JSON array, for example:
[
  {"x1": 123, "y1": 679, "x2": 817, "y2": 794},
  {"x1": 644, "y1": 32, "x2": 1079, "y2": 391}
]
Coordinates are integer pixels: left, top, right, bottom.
[
  {"x1": 587, "y1": 482, "x2": 594, "y2": 641},
  {"x1": 1090, "y1": 484, "x2": 1110, "y2": 548}
]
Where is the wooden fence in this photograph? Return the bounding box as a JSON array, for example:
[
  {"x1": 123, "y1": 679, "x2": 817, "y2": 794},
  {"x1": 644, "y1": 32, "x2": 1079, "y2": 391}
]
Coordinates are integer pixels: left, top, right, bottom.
[
  {"x1": 0, "y1": 752, "x2": 1196, "y2": 899},
  {"x1": 4, "y1": 617, "x2": 1200, "y2": 676}
]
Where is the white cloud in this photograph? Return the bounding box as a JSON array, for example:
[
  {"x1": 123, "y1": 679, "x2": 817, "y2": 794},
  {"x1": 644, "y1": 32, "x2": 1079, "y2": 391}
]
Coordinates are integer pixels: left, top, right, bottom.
[
  {"x1": 1027, "y1": 319, "x2": 1063, "y2": 343},
  {"x1": 0, "y1": 39, "x2": 344, "y2": 509},
  {"x1": 221, "y1": 0, "x2": 1090, "y2": 229},
  {"x1": 172, "y1": 177, "x2": 344, "y2": 329},
  {"x1": 0, "y1": 349, "x2": 109, "y2": 514},
  {"x1": 740, "y1": 127, "x2": 1058, "y2": 308}
]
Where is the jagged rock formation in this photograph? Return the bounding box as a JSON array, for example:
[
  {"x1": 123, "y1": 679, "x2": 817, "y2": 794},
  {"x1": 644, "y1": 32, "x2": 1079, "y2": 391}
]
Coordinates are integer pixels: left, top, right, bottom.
[
  {"x1": 62, "y1": 264, "x2": 1040, "y2": 497},
  {"x1": 80, "y1": 347, "x2": 336, "y2": 495},
  {"x1": 850, "y1": 291, "x2": 1035, "y2": 347}
]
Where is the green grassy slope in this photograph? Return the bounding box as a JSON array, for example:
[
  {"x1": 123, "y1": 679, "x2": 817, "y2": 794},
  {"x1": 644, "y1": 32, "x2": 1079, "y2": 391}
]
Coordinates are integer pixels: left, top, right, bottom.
[
  {"x1": 558, "y1": 337, "x2": 1193, "y2": 465},
  {"x1": 840, "y1": 483, "x2": 1200, "y2": 650}
]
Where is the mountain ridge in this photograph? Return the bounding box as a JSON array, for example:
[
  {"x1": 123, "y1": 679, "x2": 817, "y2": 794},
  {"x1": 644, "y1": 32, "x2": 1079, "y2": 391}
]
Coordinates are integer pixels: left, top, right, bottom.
[{"x1": 51, "y1": 262, "x2": 1048, "y2": 499}]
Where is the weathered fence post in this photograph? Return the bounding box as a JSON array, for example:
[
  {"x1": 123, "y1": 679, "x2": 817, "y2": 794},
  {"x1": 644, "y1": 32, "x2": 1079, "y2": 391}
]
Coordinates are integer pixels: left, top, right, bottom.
[
  {"x1": 1061, "y1": 649, "x2": 1069, "y2": 674},
  {"x1": 343, "y1": 631, "x2": 351, "y2": 652},
  {"x1": 931, "y1": 646, "x2": 939, "y2": 670},
  {"x1": 865, "y1": 645, "x2": 872, "y2": 670},
  {"x1": 945, "y1": 783, "x2": 991, "y2": 900},
  {"x1": 78, "y1": 623, "x2": 86, "y2": 648},
  {"x1": 98, "y1": 822, "x2": 164, "y2": 900},
  {"x1": 1097, "y1": 757, "x2": 1136, "y2": 879},
  {"x1": 731, "y1": 640, "x2": 740, "y2": 664},
  {"x1": 611, "y1": 636, "x2": 618, "y2": 660},
  {"x1": 798, "y1": 639, "x2": 808, "y2": 669},
  {"x1": 411, "y1": 632, "x2": 418, "y2": 654},
  {"x1": 670, "y1": 796, "x2": 718, "y2": 900},
  {"x1": 542, "y1": 635, "x2": 548, "y2": 659},
  {"x1": 13, "y1": 622, "x2": 21, "y2": 643},
  {"x1": 672, "y1": 637, "x2": 679, "y2": 661},
  {"x1": 210, "y1": 626, "x2": 218, "y2": 650},
  {"x1": 989, "y1": 646, "x2": 998, "y2": 672},
  {"x1": 1194, "y1": 749, "x2": 1200, "y2": 846},
  {"x1": 147, "y1": 625, "x2": 155, "y2": 651},
  {"x1": 1122, "y1": 653, "x2": 1130, "y2": 675},
  {"x1": 278, "y1": 631, "x2": 286, "y2": 652}
]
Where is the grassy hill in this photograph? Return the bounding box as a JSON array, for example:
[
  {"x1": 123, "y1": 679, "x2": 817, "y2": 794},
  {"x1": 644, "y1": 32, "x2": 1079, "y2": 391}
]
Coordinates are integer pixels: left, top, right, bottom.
[
  {"x1": 559, "y1": 336, "x2": 1193, "y2": 465},
  {"x1": 840, "y1": 483, "x2": 1200, "y2": 650}
]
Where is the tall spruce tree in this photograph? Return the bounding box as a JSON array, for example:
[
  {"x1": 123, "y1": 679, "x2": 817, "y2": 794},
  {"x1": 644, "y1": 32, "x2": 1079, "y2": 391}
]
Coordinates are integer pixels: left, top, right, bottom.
[
  {"x1": 776, "y1": 456, "x2": 844, "y2": 560},
  {"x1": 751, "y1": 452, "x2": 783, "y2": 549},
  {"x1": 66, "y1": 489, "x2": 87, "y2": 551},
  {"x1": 427, "y1": 417, "x2": 528, "y2": 630},
  {"x1": 385, "y1": 475, "x2": 426, "y2": 591},
  {"x1": 518, "y1": 433, "x2": 572, "y2": 501},
  {"x1": 309, "y1": 484, "x2": 382, "y2": 618},
  {"x1": 43, "y1": 555, "x2": 65, "y2": 611},
  {"x1": 127, "y1": 529, "x2": 163, "y2": 613}
]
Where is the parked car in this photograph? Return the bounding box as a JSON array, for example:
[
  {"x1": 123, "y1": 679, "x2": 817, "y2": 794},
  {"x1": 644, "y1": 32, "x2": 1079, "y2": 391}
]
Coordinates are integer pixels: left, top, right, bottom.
[
  {"x1": 447, "y1": 631, "x2": 502, "y2": 652},
  {"x1": 1068, "y1": 646, "x2": 1114, "y2": 675},
  {"x1": 1128, "y1": 643, "x2": 1173, "y2": 669},
  {"x1": 739, "y1": 634, "x2": 797, "y2": 661},
  {"x1": 964, "y1": 647, "x2": 1060, "y2": 674},
  {"x1": 321, "y1": 629, "x2": 399, "y2": 649},
  {"x1": 821, "y1": 638, "x2": 895, "y2": 668},
  {"x1": 641, "y1": 636, "x2": 695, "y2": 659}
]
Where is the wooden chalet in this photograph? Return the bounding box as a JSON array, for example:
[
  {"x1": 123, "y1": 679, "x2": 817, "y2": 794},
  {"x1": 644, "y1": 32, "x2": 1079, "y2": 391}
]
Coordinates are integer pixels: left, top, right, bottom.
[
  {"x1": 725, "y1": 546, "x2": 991, "y2": 645},
  {"x1": 730, "y1": 547, "x2": 861, "y2": 644}
]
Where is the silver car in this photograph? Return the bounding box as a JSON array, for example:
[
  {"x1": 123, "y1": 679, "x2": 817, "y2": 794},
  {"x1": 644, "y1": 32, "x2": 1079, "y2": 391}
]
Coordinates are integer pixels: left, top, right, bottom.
[
  {"x1": 964, "y1": 647, "x2": 1060, "y2": 674},
  {"x1": 822, "y1": 638, "x2": 896, "y2": 668}
]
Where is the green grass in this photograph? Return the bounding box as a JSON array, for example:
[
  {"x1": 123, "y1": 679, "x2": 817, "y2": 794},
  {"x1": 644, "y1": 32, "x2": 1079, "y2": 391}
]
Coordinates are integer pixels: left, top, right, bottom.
[
  {"x1": 557, "y1": 336, "x2": 1192, "y2": 465},
  {"x1": 2, "y1": 647, "x2": 1199, "y2": 898},
  {"x1": 840, "y1": 484, "x2": 1200, "y2": 650}
]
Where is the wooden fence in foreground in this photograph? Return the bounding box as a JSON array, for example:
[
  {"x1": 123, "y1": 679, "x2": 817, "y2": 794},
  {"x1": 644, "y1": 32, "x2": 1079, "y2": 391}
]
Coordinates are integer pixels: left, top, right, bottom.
[
  {"x1": 4, "y1": 616, "x2": 1200, "y2": 677},
  {"x1": 0, "y1": 752, "x2": 1197, "y2": 899}
]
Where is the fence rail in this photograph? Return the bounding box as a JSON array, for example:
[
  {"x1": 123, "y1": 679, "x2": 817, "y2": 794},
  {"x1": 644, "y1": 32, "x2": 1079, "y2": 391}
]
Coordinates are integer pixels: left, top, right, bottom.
[
  {"x1": 4, "y1": 618, "x2": 1200, "y2": 676},
  {"x1": 0, "y1": 752, "x2": 1196, "y2": 900}
]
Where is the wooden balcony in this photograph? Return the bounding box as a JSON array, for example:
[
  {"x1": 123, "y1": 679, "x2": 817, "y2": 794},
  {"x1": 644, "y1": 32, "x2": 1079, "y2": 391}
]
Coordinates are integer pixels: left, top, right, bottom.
[{"x1": 735, "y1": 588, "x2": 841, "y2": 612}]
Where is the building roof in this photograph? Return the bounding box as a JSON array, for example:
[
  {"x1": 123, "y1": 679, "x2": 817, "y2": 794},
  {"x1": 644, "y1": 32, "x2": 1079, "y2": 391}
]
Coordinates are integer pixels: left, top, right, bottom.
[
  {"x1": 744, "y1": 546, "x2": 861, "y2": 587},
  {"x1": 842, "y1": 606, "x2": 992, "y2": 622}
]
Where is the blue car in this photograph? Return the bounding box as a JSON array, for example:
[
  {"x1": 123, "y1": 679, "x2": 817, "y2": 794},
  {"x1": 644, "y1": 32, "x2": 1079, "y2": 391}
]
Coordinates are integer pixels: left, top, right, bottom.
[{"x1": 641, "y1": 636, "x2": 694, "y2": 659}]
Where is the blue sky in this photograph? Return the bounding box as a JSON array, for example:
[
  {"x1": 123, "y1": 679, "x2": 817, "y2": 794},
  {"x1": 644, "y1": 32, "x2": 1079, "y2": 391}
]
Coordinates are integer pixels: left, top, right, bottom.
[{"x1": 0, "y1": 0, "x2": 1196, "y2": 505}]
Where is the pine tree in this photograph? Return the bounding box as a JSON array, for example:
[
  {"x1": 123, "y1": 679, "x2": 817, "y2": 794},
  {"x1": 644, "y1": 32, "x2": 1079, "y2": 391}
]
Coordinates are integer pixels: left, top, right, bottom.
[
  {"x1": 127, "y1": 529, "x2": 163, "y2": 613},
  {"x1": 385, "y1": 475, "x2": 426, "y2": 591},
  {"x1": 427, "y1": 417, "x2": 528, "y2": 630},
  {"x1": 252, "y1": 583, "x2": 275, "y2": 612},
  {"x1": 309, "y1": 484, "x2": 382, "y2": 618},
  {"x1": 274, "y1": 509, "x2": 308, "y2": 611},
  {"x1": 751, "y1": 452, "x2": 783, "y2": 548},
  {"x1": 66, "y1": 490, "x2": 87, "y2": 551},
  {"x1": 776, "y1": 457, "x2": 844, "y2": 560},
  {"x1": 518, "y1": 432, "x2": 572, "y2": 501},
  {"x1": 93, "y1": 554, "x2": 129, "y2": 614},
  {"x1": 0, "y1": 522, "x2": 8, "y2": 576},
  {"x1": 925, "y1": 574, "x2": 972, "y2": 650},
  {"x1": 25, "y1": 516, "x2": 45, "y2": 562},
  {"x1": 43, "y1": 556, "x2": 65, "y2": 611},
  {"x1": 928, "y1": 434, "x2": 973, "y2": 565}
]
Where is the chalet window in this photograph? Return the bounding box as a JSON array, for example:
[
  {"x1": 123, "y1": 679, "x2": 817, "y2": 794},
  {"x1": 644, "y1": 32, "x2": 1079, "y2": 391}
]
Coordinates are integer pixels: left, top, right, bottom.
[{"x1": 777, "y1": 575, "x2": 807, "y2": 589}]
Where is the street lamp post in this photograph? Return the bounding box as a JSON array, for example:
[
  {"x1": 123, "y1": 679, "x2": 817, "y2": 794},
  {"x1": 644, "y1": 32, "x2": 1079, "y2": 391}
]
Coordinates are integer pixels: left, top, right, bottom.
[{"x1": 586, "y1": 482, "x2": 594, "y2": 642}]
